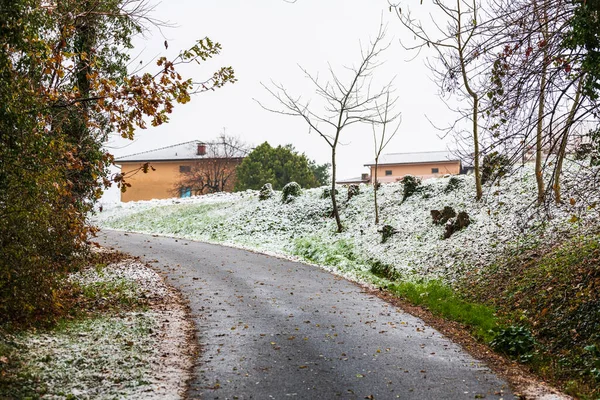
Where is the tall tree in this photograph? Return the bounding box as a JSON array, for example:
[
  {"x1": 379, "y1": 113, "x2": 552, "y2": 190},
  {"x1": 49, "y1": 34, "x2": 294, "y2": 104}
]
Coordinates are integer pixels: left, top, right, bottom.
[
  {"x1": 234, "y1": 142, "x2": 320, "y2": 191},
  {"x1": 483, "y1": 0, "x2": 597, "y2": 204},
  {"x1": 258, "y1": 24, "x2": 393, "y2": 232},
  {"x1": 372, "y1": 91, "x2": 401, "y2": 224},
  {"x1": 390, "y1": 0, "x2": 485, "y2": 200},
  {"x1": 0, "y1": 0, "x2": 235, "y2": 323},
  {"x1": 308, "y1": 160, "x2": 331, "y2": 187}
]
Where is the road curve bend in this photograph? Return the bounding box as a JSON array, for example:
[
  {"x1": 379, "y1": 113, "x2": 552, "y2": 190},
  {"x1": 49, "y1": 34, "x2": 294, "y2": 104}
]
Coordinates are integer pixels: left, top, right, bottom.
[{"x1": 98, "y1": 230, "x2": 514, "y2": 400}]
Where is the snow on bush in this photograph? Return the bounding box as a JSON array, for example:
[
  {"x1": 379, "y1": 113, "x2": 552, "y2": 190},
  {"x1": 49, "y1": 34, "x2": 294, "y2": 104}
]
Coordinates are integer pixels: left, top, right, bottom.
[
  {"x1": 94, "y1": 162, "x2": 600, "y2": 284},
  {"x1": 281, "y1": 181, "x2": 302, "y2": 203}
]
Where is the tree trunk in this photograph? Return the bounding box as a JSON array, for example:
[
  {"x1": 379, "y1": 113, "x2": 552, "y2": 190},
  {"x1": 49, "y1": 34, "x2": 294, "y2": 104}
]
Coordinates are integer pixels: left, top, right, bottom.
[
  {"x1": 535, "y1": 2, "x2": 549, "y2": 205},
  {"x1": 535, "y1": 52, "x2": 548, "y2": 205},
  {"x1": 330, "y1": 146, "x2": 343, "y2": 233},
  {"x1": 374, "y1": 162, "x2": 379, "y2": 224},
  {"x1": 472, "y1": 95, "x2": 482, "y2": 200},
  {"x1": 456, "y1": 0, "x2": 482, "y2": 201},
  {"x1": 553, "y1": 77, "x2": 583, "y2": 203}
]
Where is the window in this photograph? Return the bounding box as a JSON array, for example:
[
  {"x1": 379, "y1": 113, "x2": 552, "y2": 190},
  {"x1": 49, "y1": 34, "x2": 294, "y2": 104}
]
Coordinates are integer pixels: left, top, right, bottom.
[
  {"x1": 180, "y1": 187, "x2": 192, "y2": 198},
  {"x1": 179, "y1": 165, "x2": 191, "y2": 173},
  {"x1": 431, "y1": 168, "x2": 439, "y2": 174},
  {"x1": 385, "y1": 170, "x2": 392, "y2": 176}
]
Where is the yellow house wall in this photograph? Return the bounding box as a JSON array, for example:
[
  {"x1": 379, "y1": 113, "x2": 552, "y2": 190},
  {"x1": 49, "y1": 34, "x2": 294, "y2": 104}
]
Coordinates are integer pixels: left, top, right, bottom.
[
  {"x1": 119, "y1": 161, "x2": 188, "y2": 202},
  {"x1": 370, "y1": 161, "x2": 461, "y2": 183}
]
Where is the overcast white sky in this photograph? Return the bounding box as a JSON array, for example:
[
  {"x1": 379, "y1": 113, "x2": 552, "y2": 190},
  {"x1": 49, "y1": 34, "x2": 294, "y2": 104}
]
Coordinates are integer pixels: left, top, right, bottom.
[{"x1": 106, "y1": 0, "x2": 458, "y2": 181}]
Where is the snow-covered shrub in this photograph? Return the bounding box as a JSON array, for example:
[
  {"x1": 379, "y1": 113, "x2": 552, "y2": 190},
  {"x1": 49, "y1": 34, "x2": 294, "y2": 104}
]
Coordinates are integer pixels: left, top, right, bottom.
[
  {"x1": 321, "y1": 187, "x2": 338, "y2": 199},
  {"x1": 369, "y1": 259, "x2": 401, "y2": 281},
  {"x1": 444, "y1": 176, "x2": 462, "y2": 193},
  {"x1": 490, "y1": 325, "x2": 536, "y2": 363},
  {"x1": 281, "y1": 182, "x2": 301, "y2": 203},
  {"x1": 347, "y1": 184, "x2": 360, "y2": 201},
  {"x1": 379, "y1": 225, "x2": 398, "y2": 243},
  {"x1": 482, "y1": 152, "x2": 511, "y2": 184},
  {"x1": 401, "y1": 175, "x2": 421, "y2": 202},
  {"x1": 259, "y1": 183, "x2": 275, "y2": 201}
]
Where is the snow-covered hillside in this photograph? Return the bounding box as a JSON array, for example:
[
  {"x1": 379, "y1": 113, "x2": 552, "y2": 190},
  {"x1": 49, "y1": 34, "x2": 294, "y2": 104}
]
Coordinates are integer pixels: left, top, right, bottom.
[{"x1": 93, "y1": 162, "x2": 600, "y2": 284}]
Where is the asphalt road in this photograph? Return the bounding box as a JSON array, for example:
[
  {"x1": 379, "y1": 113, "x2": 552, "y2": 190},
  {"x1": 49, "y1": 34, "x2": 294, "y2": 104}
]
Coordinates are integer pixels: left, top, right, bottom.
[{"x1": 98, "y1": 230, "x2": 514, "y2": 400}]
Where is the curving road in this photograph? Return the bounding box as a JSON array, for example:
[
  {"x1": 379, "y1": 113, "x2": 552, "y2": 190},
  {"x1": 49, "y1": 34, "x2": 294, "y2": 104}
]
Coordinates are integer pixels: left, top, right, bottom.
[{"x1": 98, "y1": 230, "x2": 514, "y2": 399}]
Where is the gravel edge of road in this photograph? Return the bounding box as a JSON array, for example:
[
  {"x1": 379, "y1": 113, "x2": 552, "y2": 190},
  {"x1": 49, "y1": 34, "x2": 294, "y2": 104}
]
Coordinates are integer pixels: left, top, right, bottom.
[{"x1": 147, "y1": 263, "x2": 199, "y2": 399}]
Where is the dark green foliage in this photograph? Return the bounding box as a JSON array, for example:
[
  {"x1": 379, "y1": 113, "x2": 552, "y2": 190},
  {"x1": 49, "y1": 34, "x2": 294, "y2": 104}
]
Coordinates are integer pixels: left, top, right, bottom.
[
  {"x1": 481, "y1": 152, "x2": 511, "y2": 185},
  {"x1": 308, "y1": 160, "x2": 331, "y2": 186},
  {"x1": 582, "y1": 344, "x2": 600, "y2": 382},
  {"x1": 321, "y1": 187, "x2": 338, "y2": 199},
  {"x1": 490, "y1": 325, "x2": 536, "y2": 363},
  {"x1": 379, "y1": 225, "x2": 398, "y2": 243},
  {"x1": 235, "y1": 143, "x2": 321, "y2": 191},
  {"x1": 0, "y1": 0, "x2": 232, "y2": 325},
  {"x1": 369, "y1": 260, "x2": 401, "y2": 281},
  {"x1": 281, "y1": 182, "x2": 301, "y2": 203},
  {"x1": 347, "y1": 184, "x2": 360, "y2": 201},
  {"x1": 461, "y1": 233, "x2": 600, "y2": 397},
  {"x1": 258, "y1": 183, "x2": 274, "y2": 201},
  {"x1": 563, "y1": 0, "x2": 600, "y2": 101},
  {"x1": 400, "y1": 175, "x2": 421, "y2": 202},
  {"x1": 444, "y1": 176, "x2": 462, "y2": 193}
]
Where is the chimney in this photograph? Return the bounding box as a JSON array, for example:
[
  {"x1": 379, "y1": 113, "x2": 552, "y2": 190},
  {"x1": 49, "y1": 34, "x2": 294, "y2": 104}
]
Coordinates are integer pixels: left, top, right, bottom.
[{"x1": 197, "y1": 143, "x2": 206, "y2": 156}]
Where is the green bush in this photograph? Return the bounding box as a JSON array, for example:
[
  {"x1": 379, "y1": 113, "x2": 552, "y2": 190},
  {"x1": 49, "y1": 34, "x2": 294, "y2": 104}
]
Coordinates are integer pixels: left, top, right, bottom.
[
  {"x1": 321, "y1": 187, "x2": 338, "y2": 199},
  {"x1": 281, "y1": 182, "x2": 302, "y2": 203},
  {"x1": 379, "y1": 225, "x2": 398, "y2": 244},
  {"x1": 444, "y1": 176, "x2": 462, "y2": 193},
  {"x1": 400, "y1": 175, "x2": 421, "y2": 202},
  {"x1": 259, "y1": 183, "x2": 274, "y2": 201},
  {"x1": 347, "y1": 184, "x2": 360, "y2": 201},
  {"x1": 369, "y1": 260, "x2": 401, "y2": 281},
  {"x1": 490, "y1": 325, "x2": 537, "y2": 363}
]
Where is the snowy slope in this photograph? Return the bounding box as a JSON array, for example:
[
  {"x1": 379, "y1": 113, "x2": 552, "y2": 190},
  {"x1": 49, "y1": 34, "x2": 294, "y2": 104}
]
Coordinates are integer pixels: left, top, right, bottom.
[{"x1": 93, "y1": 162, "x2": 600, "y2": 284}]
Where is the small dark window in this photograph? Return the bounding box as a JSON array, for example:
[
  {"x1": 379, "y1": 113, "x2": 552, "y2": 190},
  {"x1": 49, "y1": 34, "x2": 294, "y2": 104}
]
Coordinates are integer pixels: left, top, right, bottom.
[
  {"x1": 385, "y1": 170, "x2": 392, "y2": 176},
  {"x1": 431, "y1": 168, "x2": 439, "y2": 174},
  {"x1": 179, "y1": 165, "x2": 191, "y2": 173}
]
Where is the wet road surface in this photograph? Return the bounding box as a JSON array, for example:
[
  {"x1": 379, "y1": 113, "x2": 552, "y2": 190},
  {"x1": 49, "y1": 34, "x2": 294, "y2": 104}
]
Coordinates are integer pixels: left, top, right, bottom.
[{"x1": 98, "y1": 230, "x2": 514, "y2": 399}]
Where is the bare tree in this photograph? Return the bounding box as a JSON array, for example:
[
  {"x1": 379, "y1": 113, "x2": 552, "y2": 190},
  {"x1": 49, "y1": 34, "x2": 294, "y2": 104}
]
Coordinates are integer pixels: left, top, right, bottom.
[
  {"x1": 390, "y1": 0, "x2": 486, "y2": 200},
  {"x1": 257, "y1": 24, "x2": 393, "y2": 233},
  {"x1": 482, "y1": 0, "x2": 596, "y2": 204},
  {"x1": 174, "y1": 133, "x2": 248, "y2": 196},
  {"x1": 372, "y1": 91, "x2": 402, "y2": 224}
]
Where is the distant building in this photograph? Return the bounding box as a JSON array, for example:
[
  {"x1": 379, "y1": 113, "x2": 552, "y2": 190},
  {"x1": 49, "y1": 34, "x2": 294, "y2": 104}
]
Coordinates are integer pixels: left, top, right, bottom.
[
  {"x1": 335, "y1": 173, "x2": 370, "y2": 185},
  {"x1": 115, "y1": 141, "x2": 245, "y2": 202},
  {"x1": 363, "y1": 151, "x2": 462, "y2": 183}
]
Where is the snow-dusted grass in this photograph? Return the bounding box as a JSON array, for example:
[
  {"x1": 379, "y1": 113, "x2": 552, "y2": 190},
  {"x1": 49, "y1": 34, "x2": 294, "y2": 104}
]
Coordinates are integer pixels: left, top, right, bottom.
[
  {"x1": 2, "y1": 313, "x2": 158, "y2": 399},
  {"x1": 0, "y1": 259, "x2": 192, "y2": 400},
  {"x1": 95, "y1": 162, "x2": 599, "y2": 285}
]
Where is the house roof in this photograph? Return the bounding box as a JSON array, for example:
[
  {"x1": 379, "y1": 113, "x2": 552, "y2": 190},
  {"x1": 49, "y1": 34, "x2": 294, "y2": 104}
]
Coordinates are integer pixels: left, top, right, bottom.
[
  {"x1": 114, "y1": 140, "x2": 245, "y2": 163},
  {"x1": 336, "y1": 176, "x2": 369, "y2": 184},
  {"x1": 364, "y1": 151, "x2": 460, "y2": 166}
]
